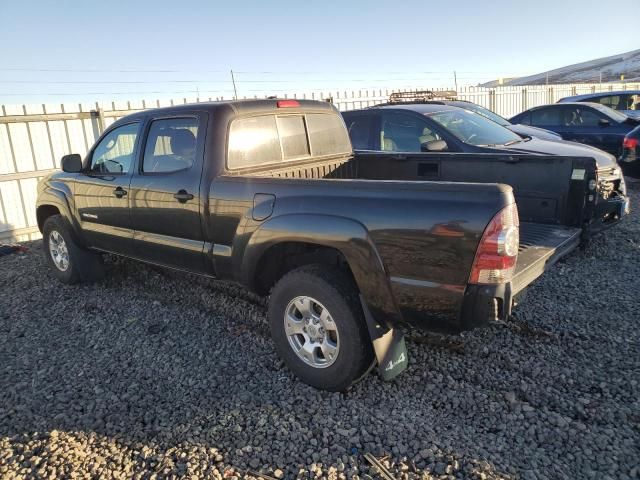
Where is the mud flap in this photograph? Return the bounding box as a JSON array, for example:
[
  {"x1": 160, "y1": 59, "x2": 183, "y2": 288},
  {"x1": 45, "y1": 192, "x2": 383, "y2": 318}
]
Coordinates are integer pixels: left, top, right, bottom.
[{"x1": 360, "y1": 295, "x2": 408, "y2": 381}]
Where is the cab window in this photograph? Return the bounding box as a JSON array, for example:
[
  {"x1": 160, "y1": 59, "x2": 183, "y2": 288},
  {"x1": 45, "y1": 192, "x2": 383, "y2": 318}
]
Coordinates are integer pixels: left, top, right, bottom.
[
  {"x1": 306, "y1": 113, "x2": 351, "y2": 156},
  {"x1": 228, "y1": 115, "x2": 282, "y2": 169},
  {"x1": 90, "y1": 123, "x2": 139, "y2": 174},
  {"x1": 227, "y1": 113, "x2": 350, "y2": 170},
  {"x1": 142, "y1": 118, "x2": 199, "y2": 173}
]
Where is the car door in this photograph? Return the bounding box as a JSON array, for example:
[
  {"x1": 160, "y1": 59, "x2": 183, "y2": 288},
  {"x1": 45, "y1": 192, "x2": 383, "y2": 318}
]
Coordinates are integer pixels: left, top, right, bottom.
[
  {"x1": 560, "y1": 105, "x2": 621, "y2": 155},
  {"x1": 128, "y1": 113, "x2": 209, "y2": 273},
  {"x1": 74, "y1": 121, "x2": 141, "y2": 254}
]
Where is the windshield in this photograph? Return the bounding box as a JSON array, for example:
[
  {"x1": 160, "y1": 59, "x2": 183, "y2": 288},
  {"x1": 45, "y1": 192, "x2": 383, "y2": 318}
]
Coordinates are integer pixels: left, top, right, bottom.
[
  {"x1": 590, "y1": 103, "x2": 629, "y2": 123},
  {"x1": 454, "y1": 102, "x2": 510, "y2": 126},
  {"x1": 427, "y1": 109, "x2": 522, "y2": 146}
]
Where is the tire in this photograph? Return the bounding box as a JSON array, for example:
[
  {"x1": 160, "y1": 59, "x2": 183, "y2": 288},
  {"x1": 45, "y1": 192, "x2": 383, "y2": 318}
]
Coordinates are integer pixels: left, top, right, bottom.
[
  {"x1": 268, "y1": 264, "x2": 374, "y2": 391},
  {"x1": 42, "y1": 214, "x2": 105, "y2": 284}
]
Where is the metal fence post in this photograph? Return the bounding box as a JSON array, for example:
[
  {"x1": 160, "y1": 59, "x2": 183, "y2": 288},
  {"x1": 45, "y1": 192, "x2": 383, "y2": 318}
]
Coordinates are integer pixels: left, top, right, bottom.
[
  {"x1": 489, "y1": 90, "x2": 496, "y2": 112},
  {"x1": 521, "y1": 88, "x2": 527, "y2": 111},
  {"x1": 90, "y1": 108, "x2": 105, "y2": 138}
]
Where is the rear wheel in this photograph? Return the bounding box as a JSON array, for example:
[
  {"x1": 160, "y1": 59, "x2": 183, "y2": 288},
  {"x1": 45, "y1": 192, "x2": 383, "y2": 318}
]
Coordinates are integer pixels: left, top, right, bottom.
[
  {"x1": 268, "y1": 264, "x2": 374, "y2": 391},
  {"x1": 42, "y1": 215, "x2": 105, "y2": 284}
]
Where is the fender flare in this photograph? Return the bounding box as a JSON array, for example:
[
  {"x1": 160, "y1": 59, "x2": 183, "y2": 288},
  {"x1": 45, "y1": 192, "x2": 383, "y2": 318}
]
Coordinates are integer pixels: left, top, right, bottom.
[
  {"x1": 241, "y1": 213, "x2": 403, "y2": 329},
  {"x1": 36, "y1": 185, "x2": 85, "y2": 245}
]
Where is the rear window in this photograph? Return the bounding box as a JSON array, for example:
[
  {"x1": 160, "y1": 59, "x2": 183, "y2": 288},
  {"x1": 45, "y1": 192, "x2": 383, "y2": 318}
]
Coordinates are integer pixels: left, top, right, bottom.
[
  {"x1": 228, "y1": 115, "x2": 281, "y2": 169},
  {"x1": 277, "y1": 115, "x2": 310, "y2": 159},
  {"x1": 306, "y1": 113, "x2": 351, "y2": 156},
  {"x1": 227, "y1": 112, "x2": 350, "y2": 169}
]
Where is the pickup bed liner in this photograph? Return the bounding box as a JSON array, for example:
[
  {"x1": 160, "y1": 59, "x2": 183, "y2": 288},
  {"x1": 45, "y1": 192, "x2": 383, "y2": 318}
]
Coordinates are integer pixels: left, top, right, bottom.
[{"x1": 512, "y1": 222, "x2": 581, "y2": 294}]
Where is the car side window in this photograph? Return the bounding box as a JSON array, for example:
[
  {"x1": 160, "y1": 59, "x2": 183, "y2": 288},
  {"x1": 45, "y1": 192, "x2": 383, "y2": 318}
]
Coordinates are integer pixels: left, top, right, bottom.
[
  {"x1": 531, "y1": 107, "x2": 562, "y2": 127},
  {"x1": 344, "y1": 114, "x2": 373, "y2": 150},
  {"x1": 380, "y1": 112, "x2": 443, "y2": 152},
  {"x1": 518, "y1": 112, "x2": 531, "y2": 125},
  {"x1": 593, "y1": 95, "x2": 622, "y2": 110},
  {"x1": 142, "y1": 118, "x2": 199, "y2": 174},
  {"x1": 563, "y1": 107, "x2": 604, "y2": 127},
  {"x1": 90, "y1": 123, "x2": 139, "y2": 174}
]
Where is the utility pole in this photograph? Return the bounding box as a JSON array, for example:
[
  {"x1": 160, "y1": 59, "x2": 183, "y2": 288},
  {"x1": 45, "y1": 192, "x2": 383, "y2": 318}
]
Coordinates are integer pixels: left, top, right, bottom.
[
  {"x1": 546, "y1": 72, "x2": 549, "y2": 86},
  {"x1": 230, "y1": 69, "x2": 238, "y2": 100},
  {"x1": 453, "y1": 71, "x2": 458, "y2": 91},
  {"x1": 599, "y1": 71, "x2": 602, "y2": 85}
]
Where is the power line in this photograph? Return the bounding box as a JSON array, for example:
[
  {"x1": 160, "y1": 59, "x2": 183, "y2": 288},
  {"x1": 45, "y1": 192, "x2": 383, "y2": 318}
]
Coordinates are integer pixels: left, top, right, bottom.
[
  {"x1": 0, "y1": 67, "x2": 226, "y2": 73},
  {"x1": 0, "y1": 67, "x2": 531, "y2": 76}
]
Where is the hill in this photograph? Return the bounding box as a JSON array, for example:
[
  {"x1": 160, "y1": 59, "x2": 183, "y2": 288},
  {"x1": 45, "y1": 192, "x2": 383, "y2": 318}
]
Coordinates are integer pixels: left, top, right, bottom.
[{"x1": 482, "y1": 49, "x2": 640, "y2": 86}]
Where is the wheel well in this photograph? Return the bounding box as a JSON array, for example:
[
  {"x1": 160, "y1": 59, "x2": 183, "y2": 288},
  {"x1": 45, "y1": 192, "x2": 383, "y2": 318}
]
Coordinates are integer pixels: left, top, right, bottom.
[
  {"x1": 253, "y1": 242, "x2": 355, "y2": 296},
  {"x1": 37, "y1": 205, "x2": 60, "y2": 232}
]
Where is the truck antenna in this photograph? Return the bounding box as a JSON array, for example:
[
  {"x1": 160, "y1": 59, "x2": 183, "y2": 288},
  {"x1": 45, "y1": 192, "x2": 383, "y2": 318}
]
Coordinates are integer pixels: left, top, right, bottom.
[{"x1": 230, "y1": 69, "x2": 238, "y2": 100}]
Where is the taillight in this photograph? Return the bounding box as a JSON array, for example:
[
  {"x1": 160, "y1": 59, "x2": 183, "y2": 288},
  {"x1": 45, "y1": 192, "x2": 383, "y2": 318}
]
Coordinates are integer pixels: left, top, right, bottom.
[
  {"x1": 469, "y1": 203, "x2": 519, "y2": 284},
  {"x1": 277, "y1": 100, "x2": 300, "y2": 108},
  {"x1": 623, "y1": 137, "x2": 638, "y2": 149}
]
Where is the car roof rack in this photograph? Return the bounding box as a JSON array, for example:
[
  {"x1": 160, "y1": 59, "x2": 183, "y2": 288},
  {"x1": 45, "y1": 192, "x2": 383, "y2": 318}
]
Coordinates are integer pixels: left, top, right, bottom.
[{"x1": 387, "y1": 90, "x2": 458, "y2": 103}]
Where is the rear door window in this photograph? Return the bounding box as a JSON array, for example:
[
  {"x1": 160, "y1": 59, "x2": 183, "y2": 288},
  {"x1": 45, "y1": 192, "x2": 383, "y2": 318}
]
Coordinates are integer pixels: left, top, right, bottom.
[
  {"x1": 592, "y1": 95, "x2": 623, "y2": 110},
  {"x1": 344, "y1": 114, "x2": 374, "y2": 149},
  {"x1": 515, "y1": 112, "x2": 531, "y2": 125},
  {"x1": 531, "y1": 107, "x2": 563, "y2": 126},
  {"x1": 142, "y1": 117, "x2": 199, "y2": 173}
]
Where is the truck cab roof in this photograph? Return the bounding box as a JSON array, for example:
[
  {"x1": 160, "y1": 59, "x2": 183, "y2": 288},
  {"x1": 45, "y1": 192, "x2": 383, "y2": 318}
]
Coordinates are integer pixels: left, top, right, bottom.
[{"x1": 111, "y1": 98, "x2": 337, "y2": 127}]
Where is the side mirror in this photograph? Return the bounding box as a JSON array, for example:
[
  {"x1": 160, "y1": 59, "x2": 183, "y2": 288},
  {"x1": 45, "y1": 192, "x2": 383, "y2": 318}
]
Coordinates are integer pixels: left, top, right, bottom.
[
  {"x1": 598, "y1": 118, "x2": 610, "y2": 127},
  {"x1": 421, "y1": 139, "x2": 448, "y2": 152},
  {"x1": 61, "y1": 154, "x2": 82, "y2": 173}
]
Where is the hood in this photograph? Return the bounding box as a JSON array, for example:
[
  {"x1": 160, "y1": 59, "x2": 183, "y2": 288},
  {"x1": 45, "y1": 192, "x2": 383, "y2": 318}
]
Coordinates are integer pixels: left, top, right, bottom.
[
  {"x1": 497, "y1": 137, "x2": 618, "y2": 168},
  {"x1": 507, "y1": 124, "x2": 562, "y2": 141}
]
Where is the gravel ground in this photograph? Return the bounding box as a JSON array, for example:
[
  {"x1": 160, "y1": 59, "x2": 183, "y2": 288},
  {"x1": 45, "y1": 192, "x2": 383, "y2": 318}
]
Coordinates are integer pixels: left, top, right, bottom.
[{"x1": 1, "y1": 181, "x2": 639, "y2": 480}]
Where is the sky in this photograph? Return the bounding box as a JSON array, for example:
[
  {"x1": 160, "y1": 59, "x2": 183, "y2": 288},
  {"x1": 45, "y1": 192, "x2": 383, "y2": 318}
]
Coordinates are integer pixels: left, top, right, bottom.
[{"x1": 0, "y1": 0, "x2": 637, "y2": 105}]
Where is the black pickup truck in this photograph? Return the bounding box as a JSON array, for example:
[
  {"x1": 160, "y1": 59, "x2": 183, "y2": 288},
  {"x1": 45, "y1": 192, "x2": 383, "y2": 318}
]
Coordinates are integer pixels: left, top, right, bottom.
[{"x1": 37, "y1": 99, "x2": 599, "y2": 391}]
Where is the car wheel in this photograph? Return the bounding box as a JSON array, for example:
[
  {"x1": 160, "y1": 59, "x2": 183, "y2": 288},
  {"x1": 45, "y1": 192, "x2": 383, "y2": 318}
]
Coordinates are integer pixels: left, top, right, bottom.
[
  {"x1": 268, "y1": 264, "x2": 374, "y2": 391},
  {"x1": 42, "y1": 214, "x2": 105, "y2": 284}
]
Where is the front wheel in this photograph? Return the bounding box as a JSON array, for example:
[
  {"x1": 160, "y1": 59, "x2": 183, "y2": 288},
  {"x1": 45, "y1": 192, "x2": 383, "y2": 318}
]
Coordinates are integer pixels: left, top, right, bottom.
[
  {"x1": 268, "y1": 264, "x2": 374, "y2": 391},
  {"x1": 42, "y1": 214, "x2": 105, "y2": 284}
]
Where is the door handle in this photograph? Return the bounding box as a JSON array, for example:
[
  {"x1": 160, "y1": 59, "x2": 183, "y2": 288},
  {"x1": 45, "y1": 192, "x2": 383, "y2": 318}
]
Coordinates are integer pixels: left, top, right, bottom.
[
  {"x1": 174, "y1": 189, "x2": 194, "y2": 203},
  {"x1": 113, "y1": 187, "x2": 127, "y2": 198}
]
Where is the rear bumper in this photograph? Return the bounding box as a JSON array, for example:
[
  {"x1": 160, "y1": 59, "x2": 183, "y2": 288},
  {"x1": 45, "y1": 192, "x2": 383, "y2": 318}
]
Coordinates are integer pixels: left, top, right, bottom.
[{"x1": 459, "y1": 223, "x2": 582, "y2": 329}]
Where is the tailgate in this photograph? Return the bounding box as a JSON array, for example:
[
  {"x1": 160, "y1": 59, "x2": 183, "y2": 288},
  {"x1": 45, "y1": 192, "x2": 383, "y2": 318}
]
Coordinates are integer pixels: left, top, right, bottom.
[{"x1": 511, "y1": 222, "x2": 581, "y2": 295}]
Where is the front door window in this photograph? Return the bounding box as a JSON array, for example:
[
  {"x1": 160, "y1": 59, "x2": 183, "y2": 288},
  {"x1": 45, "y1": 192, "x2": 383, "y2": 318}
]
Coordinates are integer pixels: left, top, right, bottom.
[{"x1": 90, "y1": 123, "x2": 139, "y2": 174}]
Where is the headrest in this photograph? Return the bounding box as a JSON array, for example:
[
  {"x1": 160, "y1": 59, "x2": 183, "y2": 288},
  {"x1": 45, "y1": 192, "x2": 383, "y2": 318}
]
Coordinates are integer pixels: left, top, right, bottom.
[{"x1": 170, "y1": 129, "x2": 196, "y2": 156}]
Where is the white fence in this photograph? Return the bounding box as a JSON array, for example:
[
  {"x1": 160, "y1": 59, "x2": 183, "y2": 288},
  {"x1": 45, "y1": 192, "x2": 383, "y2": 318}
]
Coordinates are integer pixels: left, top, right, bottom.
[{"x1": 1, "y1": 82, "x2": 639, "y2": 241}]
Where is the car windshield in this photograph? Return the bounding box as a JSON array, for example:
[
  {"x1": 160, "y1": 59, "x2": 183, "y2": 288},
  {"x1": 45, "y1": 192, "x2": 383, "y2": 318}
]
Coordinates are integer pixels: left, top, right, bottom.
[
  {"x1": 454, "y1": 102, "x2": 510, "y2": 126},
  {"x1": 590, "y1": 103, "x2": 629, "y2": 123},
  {"x1": 427, "y1": 109, "x2": 522, "y2": 146}
]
